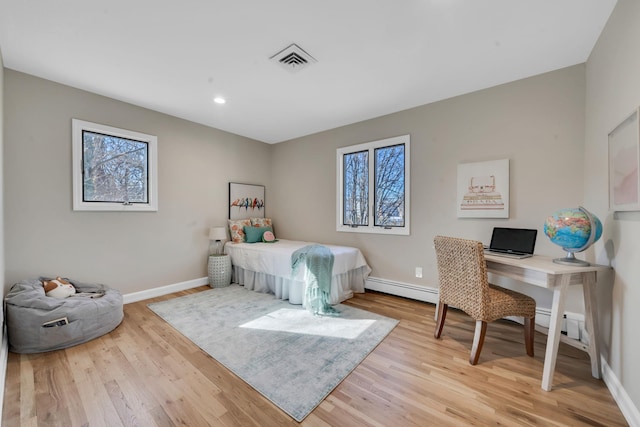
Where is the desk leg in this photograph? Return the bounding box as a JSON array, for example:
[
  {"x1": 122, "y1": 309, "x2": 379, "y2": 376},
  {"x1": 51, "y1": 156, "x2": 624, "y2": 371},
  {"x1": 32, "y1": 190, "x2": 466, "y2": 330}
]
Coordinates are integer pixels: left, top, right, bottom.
[
  {"x1": 542, "y1": 274, "x2": 570, "y2": 391},
  {"x1": 583, "y1": 272, "x2": 602, "y2": 379}
]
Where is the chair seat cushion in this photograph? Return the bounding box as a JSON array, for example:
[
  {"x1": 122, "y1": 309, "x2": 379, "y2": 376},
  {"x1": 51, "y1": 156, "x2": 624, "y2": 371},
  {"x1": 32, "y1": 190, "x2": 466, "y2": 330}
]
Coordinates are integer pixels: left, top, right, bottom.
[
  {"x1": 484, "y1": 284, "x2": 536, "y2": 322},
  {"x1": 5, "y1": 278, "x2": 124, "y2": 353}
]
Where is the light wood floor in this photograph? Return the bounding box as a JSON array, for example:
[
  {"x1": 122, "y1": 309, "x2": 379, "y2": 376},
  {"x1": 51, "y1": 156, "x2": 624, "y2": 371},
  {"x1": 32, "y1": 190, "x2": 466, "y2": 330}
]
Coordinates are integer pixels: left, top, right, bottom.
[{"x1": 2, "y1": 287, "x2": 628, "y2": 426}]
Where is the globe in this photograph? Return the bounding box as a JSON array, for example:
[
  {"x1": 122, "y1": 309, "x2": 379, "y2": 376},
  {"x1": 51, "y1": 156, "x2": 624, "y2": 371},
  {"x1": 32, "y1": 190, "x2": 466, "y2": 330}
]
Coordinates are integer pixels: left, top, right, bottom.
[{"x1": 543, "y1": 206, "x2": 602, "y2": 266}]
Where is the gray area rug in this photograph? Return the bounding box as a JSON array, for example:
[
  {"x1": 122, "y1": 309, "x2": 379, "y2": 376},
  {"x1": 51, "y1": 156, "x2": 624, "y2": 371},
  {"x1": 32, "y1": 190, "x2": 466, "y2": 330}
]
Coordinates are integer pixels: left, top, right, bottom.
[{"x1": 147, "y1": 285, "x2": 398, "y2": 422}]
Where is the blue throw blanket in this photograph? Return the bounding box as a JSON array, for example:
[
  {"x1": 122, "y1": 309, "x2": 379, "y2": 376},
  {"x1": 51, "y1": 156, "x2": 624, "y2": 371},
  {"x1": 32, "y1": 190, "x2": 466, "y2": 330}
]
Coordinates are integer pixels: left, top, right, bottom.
[{"x1": 291, "y1": 244, "x2": 340, "y2": 316}]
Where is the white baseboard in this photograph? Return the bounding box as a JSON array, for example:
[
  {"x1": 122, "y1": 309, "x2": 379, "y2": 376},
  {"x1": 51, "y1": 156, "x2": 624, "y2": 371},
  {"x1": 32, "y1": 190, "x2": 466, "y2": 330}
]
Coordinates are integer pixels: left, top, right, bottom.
[
  {"x1": 601, "y1": 356, "x2": 640, "y2": 427},
  {"x1": 365, "y1": 277, "x2": 439, "y2": 304},
  {"x1": 365, "y1": 276, "x2": 636, "y2": 427},
  {"x1": 0, "y1": 278, "x2": 208, "y2": 427},
  {"x1": 366, "y1": 277, "x2": 590, "y2": 343},
  {"x1": 123, "y1": 277, "x2": 209, "y2": 304},
  {"x1": 0, "y1": 276, "x2": 634, "y2": 427},
  {"x1": 518, "y1": 308, "x2": 589, "y2": 345}
]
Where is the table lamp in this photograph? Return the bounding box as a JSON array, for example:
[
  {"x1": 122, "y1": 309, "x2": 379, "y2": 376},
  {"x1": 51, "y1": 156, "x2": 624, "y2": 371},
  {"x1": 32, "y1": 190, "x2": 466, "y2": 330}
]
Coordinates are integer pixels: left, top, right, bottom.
[{"x1": 208, "y1": 227, "x2": 228, "y2": 256}]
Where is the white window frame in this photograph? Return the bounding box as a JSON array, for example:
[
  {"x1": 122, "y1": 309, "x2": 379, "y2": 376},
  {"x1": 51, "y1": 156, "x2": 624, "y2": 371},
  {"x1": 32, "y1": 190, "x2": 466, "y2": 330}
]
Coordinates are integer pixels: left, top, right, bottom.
[
  {"x1": 72, "y1": 119, "x2": 158, "y2": 211},
  {"x1": 336, "y1": 134, "x2": 410, "y2": 235}
]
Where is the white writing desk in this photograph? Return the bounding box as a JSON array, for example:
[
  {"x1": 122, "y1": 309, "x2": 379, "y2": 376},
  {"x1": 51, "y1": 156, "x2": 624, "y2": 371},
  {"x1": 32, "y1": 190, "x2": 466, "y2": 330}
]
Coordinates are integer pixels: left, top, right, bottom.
[{"x1": 483, "y1": 253, "x2": 609, "y2": 391}]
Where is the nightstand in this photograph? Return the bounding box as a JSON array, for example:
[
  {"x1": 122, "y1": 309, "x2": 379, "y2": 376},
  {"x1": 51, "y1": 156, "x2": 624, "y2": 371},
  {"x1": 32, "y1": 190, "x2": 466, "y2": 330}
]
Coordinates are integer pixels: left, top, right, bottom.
[{"x1": 208, "y1": 254, "x2": 232, "y2": 288}]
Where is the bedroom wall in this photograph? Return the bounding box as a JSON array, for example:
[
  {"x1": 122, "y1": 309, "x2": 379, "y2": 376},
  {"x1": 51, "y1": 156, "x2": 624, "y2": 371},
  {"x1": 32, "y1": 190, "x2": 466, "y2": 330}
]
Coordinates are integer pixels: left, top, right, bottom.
[
  {"x1": 0, "y1": 46, "x2": 5, "y2": 418},
  {"x1": 3, "y1": 70, "x2": 271, "y2": 294},
  {"x1": 585, "y1": 0, "x2": 640, "y2": 417},
  {"x1": 0, "y1": 49, "x2": 5, "y2": 328},
  {"x1": 271, "y1": 64, "x2": 587, "y2": 312}
]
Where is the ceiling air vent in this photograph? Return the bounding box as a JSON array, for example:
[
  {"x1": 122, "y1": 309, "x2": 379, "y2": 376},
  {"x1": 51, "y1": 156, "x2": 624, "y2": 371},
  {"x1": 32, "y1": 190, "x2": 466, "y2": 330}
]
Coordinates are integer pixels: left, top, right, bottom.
[{"x1": 270, "y1": 43, "x2": 317, "y2": 73}]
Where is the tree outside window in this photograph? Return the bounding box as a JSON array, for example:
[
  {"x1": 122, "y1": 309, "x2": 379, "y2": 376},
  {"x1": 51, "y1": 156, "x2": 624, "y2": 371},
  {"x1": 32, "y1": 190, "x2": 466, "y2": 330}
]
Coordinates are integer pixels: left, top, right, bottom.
[
  {"x1": 337, "y1": 135, "x2": 410, "y2": 235},
  {"x1": 343, "y1": 150, "x2": 369, "y2": 226},
  {"x1": 72, "y1": 119, "x2": 158, "y2": 211},
  {"x1": 375, "y1": 144, "x2": 405, "y2": 227},
  {"x1": 82, "y1": 131, "x2": 149, "y2": 204}
]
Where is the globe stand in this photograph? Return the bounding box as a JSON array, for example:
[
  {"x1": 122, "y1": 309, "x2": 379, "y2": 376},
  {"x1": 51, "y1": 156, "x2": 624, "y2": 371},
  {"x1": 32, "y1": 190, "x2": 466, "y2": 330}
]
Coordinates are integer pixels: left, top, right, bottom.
[
  {"x1": 550, "y1": 206, "x2": 598, "y2": 267},
  {"x1": 553, "y1": 251, "x2": 591, "y2": 266}
]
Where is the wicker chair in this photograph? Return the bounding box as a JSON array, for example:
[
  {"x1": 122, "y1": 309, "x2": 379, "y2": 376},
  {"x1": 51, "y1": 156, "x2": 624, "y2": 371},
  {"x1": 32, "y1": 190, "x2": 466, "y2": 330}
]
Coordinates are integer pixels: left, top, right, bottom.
[{"x1": 433, "y1": 235, "x2": 536, "y2": 365}]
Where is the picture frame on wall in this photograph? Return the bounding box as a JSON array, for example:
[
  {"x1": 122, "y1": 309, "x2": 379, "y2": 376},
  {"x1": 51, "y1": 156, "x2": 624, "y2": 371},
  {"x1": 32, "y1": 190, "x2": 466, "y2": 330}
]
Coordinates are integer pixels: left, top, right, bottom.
[
  {"x1": 229, "y1": 182, "x2": 265, "y2": 219},
  {"x1": 609, "y1": 108, "x2": 640, "y2": 211},
  {"x1": 457, "y1": 159, "x2": 510, "y2": 218}
]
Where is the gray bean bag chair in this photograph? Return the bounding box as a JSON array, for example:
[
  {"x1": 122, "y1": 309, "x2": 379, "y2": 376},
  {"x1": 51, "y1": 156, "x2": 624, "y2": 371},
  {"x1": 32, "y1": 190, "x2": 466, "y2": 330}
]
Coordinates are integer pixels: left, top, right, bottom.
[{"x1": 5, "y1": 278, "x2": 123, "y2": 353}]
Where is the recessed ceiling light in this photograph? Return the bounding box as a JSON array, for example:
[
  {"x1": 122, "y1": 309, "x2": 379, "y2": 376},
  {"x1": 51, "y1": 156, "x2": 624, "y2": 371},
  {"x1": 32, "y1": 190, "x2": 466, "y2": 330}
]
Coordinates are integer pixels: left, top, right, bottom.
[{"x1": 213, "y1": 96, "x2": 226, "y2": 104}]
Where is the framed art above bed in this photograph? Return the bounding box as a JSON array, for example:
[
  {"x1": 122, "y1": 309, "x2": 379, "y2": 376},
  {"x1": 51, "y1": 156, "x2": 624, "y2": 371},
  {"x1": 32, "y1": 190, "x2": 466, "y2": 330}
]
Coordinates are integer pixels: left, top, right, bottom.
[{"x1": 229, "y1": 182, "x2": 265, "y2": 219}]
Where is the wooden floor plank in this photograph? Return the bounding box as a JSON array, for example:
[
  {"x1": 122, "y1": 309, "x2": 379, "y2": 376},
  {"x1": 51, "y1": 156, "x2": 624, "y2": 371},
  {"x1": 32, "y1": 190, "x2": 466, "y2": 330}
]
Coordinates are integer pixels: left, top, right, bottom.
[{"x1": 2, "y1": 286, "x2": 629, "y2": 426}]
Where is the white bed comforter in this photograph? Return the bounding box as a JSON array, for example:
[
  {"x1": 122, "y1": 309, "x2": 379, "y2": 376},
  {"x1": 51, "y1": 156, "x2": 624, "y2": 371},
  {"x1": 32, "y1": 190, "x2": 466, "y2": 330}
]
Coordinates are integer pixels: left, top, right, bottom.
[
  {"x1": 224, "y1": 239, "x2": 370, "y2": 304},
  {"x1": 225, "y1": 239, "x2": 369, "y2": 279}
]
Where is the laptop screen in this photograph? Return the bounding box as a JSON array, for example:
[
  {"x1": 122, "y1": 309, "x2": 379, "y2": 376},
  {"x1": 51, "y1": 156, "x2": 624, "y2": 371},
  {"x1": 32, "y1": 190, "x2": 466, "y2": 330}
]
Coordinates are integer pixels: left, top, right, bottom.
[{"x1": 489, "y1": 227, "x2": 537, "y2": 254}]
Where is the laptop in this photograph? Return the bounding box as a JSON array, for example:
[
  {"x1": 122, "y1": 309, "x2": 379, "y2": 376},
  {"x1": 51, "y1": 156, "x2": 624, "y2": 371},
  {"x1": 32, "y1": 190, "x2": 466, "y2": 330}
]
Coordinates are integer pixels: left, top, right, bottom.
[{"x1": 485, "y1": 227, "x2": 537, "y2": 259}]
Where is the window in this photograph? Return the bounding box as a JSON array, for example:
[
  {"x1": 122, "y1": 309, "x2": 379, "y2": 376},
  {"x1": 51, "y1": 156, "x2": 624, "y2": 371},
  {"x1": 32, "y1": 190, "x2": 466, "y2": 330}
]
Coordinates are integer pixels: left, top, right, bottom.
[
  {"x1": 337, "y1": 135, "x2": 410, "y2": 235},
  {"x1": 72, "y1": 119, "x2": 158, "y2": 211}
]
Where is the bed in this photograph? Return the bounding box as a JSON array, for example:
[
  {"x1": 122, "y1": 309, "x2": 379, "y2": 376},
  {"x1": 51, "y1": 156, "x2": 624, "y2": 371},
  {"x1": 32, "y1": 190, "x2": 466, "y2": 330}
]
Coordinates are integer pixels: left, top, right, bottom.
[{"x1": 224, "y1": 239, "x2": 370, "y2": 304}]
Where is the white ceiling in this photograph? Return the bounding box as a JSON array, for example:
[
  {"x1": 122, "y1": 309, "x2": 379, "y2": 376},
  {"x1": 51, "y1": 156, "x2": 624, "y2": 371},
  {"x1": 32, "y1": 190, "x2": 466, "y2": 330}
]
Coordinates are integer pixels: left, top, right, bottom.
[{"x1": 0, "y1": 1, "x2": 617, "y2": 144}]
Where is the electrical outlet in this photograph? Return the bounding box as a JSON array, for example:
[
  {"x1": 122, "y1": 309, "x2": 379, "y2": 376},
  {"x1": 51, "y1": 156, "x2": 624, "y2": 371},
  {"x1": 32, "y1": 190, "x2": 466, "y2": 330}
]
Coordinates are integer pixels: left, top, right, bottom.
[{"x1": 415, "y1": 267, "x2": 423, "y2": 278}]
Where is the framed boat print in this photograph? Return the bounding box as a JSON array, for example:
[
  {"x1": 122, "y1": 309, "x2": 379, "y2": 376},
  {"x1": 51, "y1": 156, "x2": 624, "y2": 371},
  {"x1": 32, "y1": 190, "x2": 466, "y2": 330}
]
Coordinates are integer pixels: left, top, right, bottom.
[
  {"x1": 609, "y1": 108, "x2": 640, "y2": 211},
  {"x1": 457, "y1": 159, "x2": 509, "y2": 218}
]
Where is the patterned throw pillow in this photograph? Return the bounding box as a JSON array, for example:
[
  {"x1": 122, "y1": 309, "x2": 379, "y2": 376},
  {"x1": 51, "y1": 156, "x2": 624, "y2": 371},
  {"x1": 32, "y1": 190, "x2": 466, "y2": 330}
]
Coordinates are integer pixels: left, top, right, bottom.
[
  {"x1": 228, "y1": 219, "x2": 252, "y2": 243},
  {"x1": 251, "y1": 217, "x2": 272, "y2": 228}
]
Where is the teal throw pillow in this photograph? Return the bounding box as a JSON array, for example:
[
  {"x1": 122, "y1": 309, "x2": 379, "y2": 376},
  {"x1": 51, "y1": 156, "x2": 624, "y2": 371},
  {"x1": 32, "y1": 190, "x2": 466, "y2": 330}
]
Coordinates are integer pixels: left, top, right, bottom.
[{"x1": 243, "y1": 226, "x2": 273, "y2": 243}]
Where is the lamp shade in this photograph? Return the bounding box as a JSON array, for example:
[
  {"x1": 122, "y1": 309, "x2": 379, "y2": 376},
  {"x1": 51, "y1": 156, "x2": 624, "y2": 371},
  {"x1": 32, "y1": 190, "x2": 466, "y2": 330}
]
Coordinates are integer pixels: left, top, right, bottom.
[{"x1": 209, "y1": 227, "x2": 227, "y2": 241}]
